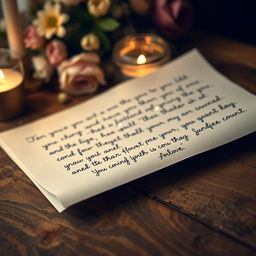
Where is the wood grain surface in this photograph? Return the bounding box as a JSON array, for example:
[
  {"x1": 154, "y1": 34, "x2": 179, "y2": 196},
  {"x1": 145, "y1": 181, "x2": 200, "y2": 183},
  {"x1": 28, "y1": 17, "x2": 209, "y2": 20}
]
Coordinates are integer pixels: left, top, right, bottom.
[{"x1": 0, "y1": 31, "x2": 255, "y2": 255}]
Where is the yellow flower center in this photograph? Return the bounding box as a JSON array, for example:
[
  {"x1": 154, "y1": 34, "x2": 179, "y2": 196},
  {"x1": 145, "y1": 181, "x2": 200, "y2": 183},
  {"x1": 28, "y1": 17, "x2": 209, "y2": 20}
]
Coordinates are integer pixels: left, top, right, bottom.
[{"x1": 47, "y1": 16, "x2": 58, "y2": 28}]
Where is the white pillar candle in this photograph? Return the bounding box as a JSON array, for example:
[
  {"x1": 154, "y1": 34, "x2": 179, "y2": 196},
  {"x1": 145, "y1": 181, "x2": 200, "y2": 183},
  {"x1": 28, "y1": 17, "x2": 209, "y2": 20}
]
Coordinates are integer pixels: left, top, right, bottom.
[{"x1": 2, "y1": 0, "x2": 25, "y2": 58}]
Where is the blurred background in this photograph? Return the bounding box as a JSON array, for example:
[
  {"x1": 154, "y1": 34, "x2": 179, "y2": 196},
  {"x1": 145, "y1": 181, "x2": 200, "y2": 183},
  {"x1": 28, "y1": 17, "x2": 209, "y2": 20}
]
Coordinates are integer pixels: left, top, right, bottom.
[
  {"x1": 193, "y1": 0, "x2": 256, "y2": 44},
  {"x1": 0, "y1": 0, "x2": 255, "y2": 45}
]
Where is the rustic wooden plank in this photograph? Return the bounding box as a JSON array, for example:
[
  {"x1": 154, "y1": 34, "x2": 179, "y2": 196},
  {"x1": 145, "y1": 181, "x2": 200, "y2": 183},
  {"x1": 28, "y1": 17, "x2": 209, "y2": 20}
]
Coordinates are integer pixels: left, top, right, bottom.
[
  {"x1": 128, "y1": 34, "x2": 256, "y2": 249},
  {"x1": 0, "y1": 32, "x2": 255, "y2": 255},
  {"x1": 123, "y1": 33, "x2": 255, "y2": 249},
  {"x1": 133, "y1": 133, "x2": 256, "y2": 250},
  {"x1": 0, "y1": 155, "x2": 255, "y2": 256}
]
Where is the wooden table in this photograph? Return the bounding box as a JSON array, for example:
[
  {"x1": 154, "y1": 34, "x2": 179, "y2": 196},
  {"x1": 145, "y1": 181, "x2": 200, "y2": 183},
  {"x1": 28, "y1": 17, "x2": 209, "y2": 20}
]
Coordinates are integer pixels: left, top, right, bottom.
[{"x1": 0, "y1": 32, "x2": 255, "y2": 256}]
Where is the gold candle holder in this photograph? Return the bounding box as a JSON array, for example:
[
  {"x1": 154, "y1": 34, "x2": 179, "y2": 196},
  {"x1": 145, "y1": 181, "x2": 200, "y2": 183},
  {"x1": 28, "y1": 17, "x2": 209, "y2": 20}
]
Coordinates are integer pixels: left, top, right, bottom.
[
  {"x1": 112, "y1": 34, "x2": 171, "y2": 78},
  {"x1": 0, "y1": 48, "x2": 25, "y2": 121}
]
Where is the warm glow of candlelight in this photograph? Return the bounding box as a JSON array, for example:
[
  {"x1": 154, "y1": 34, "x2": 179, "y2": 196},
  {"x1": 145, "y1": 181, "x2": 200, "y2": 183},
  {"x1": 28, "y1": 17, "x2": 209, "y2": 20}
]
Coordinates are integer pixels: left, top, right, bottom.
[
  {"x1": 0, "y1": 48, "x2": 25, "y2": 120},
  {"x1": 0, "y1": 69, "x2": 5, "y2": 79},
  {"x1": 137, "y1": 54, "x2": 146, "y2": 64},
  {"x1": 0, "y1": 68, "x2": 23, "y2": 92}
]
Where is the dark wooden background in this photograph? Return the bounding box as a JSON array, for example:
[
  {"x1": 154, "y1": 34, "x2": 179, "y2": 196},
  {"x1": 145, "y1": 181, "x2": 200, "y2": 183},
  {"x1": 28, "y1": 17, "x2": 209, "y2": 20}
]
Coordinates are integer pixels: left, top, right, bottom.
[
  {"x1": 193, "y1": 0, "x2": 256, "y2": 44},
  {"x1": 0, "y1": 32, "x2": 256, "y2": 255}
]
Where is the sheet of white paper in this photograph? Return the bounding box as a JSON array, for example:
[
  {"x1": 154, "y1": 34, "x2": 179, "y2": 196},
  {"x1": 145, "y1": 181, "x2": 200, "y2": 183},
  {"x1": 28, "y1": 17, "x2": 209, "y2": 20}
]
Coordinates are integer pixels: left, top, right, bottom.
[{"x1": 1, "y1": 49, "x2": 255, "y2": 212}]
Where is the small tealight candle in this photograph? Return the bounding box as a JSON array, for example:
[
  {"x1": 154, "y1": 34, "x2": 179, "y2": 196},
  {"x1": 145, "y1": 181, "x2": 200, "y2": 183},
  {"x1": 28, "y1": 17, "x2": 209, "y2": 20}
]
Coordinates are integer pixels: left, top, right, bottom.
[
  {"x1": 0, "y1": 69, "x2": 23, "y2": 92},
  {"x1": 112, "y1": 34, "x2": 171, "y2": 78},
  {"x1": 0, "y1": 49, "x2": 25, "y2": 121},
  {"x1": 137, "y1": 54, "x2": 146, "y2": 65}
]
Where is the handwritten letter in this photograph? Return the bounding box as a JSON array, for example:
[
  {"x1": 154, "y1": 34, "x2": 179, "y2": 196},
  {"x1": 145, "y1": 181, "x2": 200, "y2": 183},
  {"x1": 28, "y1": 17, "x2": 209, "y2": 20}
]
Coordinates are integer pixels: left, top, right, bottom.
[{"x1": 1, "y1": 50, "x2": 255, "y2": 212}]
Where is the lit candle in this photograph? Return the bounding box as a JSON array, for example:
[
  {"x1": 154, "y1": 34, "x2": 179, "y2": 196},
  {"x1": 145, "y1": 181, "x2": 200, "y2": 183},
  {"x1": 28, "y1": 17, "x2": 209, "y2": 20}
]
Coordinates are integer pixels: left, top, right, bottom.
[
  {"x1": 137, "y1": 54, "x2": 146, "y2": 65},
  {"x1": 2, "y1": 0, "x2": 25, "y2": 58},
  {"x1": 113, "y1": 34, "x2": 171, "y2": 78},
  {"x1": 0, "y1": 69, "x2": 23, "y2": 92},
  {"x1": 0, "y1": 48, "x2": 25, "y2": 121}
]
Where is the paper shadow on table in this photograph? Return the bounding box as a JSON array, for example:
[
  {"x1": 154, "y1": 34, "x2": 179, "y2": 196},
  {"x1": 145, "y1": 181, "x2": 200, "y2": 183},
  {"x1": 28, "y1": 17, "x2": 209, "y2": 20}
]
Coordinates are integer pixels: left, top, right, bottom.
[
  {"x1": 66, "y1": 132, "x2": 255, "y2": 218},
  {"x1": 133, "y1": 132, "x2": 256, "y2": 193}
]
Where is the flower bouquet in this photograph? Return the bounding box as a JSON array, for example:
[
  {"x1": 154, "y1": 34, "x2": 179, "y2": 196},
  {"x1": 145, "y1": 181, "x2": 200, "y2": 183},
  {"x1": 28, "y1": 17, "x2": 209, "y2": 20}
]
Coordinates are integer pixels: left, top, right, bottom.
[
  {"x1": 24, "y1": 0, "x2": 193, "y2": 98},
  {"x1": 24, "y1": 0, "x2": 130, "y2": 97}
]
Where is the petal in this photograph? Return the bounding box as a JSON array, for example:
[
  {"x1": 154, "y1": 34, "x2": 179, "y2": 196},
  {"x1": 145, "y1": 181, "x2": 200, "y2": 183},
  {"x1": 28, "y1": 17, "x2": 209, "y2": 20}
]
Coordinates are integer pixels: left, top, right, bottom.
[
  {"x1": 80, "y1": 65, "x2": 104, "y2": 83},
  {"x1": 37, "y1": 27, "x2": 45, "y2": 37},
  {"x1": 46, "y1": 29, "x2": 54, "y2": 39},
  {"x1": 79, "y1": 53, "x2": 100, "y2": 64},
  {"x1": 171, "y1": 0, "x2": 183, "y2": 19},
  {"x1": 57, "y1": 26, "x2": 66, "y2": 38},
  {"x1": 60, "y1": 14, "x2": 69, "y2": 23}
]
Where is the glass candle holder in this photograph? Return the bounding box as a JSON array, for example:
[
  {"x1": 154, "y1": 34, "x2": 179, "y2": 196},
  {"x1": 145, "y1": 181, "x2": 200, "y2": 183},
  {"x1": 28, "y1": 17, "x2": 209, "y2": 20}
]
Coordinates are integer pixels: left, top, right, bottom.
[
  {"x1": 112, "y1": 34, "x2": 171, "y2": 78},
  {"x1": 0, "y1": 48, "x2": 25, "y2": 121}
]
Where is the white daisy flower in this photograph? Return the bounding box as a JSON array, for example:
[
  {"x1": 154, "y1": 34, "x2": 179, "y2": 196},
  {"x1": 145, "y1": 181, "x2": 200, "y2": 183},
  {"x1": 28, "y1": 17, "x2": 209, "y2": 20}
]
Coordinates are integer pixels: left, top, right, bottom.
[{"x1": 33, "y1": 2, "x2": 69, "y2": 39}]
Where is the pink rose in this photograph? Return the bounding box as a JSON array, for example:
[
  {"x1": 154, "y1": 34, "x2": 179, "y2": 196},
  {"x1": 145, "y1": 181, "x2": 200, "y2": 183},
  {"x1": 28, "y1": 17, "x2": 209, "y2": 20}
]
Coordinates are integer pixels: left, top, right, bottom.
[
  {"x1": 152, "y1": 0, "x2": 193, "y2": 38},
  {"x1": 58, "y1": 53, "x2": 106, "y2": 95},
  {"x1": 46, "y1": 40, "x2": 68, "y2": 67},
  {"x1": 24, "y1": 25, "x2": 45, "y2": 49}
]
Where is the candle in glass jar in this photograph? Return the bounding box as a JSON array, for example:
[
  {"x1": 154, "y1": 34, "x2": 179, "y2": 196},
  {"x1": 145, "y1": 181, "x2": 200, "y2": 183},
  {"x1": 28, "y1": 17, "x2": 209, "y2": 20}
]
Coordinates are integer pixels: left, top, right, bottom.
[
  {"x1": 0, "y1": 48, "x2": 25, "y2": 121},
  {"x1": 0, "y1": 69, "x2": 23, "y2": 92},
  {"x1": 137, "y1": 54, "x2": 147, "y2": 65},
  {"x1": 113, "y1": 34, "x2": 171, "y2": 78}
]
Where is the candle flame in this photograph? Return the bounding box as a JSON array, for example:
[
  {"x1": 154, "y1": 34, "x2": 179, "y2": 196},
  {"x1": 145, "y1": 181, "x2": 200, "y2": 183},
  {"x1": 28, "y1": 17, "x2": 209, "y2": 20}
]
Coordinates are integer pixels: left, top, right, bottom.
[
  {"x1": 137, "y1": 54, "x2": 146, "y2": 65},
  {"x1": 0, "y1": 69, "x2": 4, "y2": 79}
]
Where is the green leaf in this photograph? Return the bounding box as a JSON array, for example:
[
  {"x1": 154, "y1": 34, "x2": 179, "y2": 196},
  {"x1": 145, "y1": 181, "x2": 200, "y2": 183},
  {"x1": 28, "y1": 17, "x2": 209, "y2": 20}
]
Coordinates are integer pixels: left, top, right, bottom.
[{"x1": 97, "y1": 18, "x2": 120, "y2": 32}]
